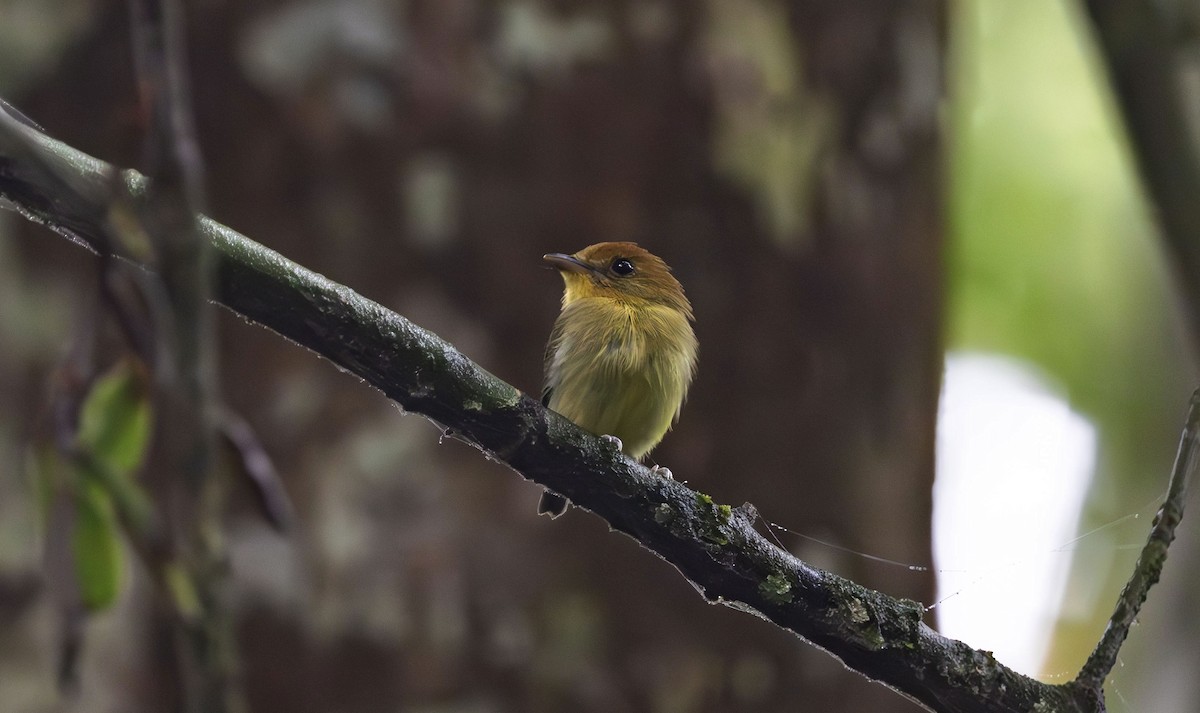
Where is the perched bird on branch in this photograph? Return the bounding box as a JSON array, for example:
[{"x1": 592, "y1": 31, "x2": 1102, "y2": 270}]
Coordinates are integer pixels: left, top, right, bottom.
[{"x1": 538, "y1": 242, "x2": 698, "y2": 517}]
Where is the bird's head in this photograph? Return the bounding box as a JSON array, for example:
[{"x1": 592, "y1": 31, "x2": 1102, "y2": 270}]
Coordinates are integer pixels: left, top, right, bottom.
[{"x1": 544, "y1": 242, "x2": 692, "y2": 318}]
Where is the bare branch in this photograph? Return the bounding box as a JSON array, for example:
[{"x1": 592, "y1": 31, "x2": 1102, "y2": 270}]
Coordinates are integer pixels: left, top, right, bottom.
[{"x1": 1077, "y1": 390, "x2": 1199, "y2": 688}]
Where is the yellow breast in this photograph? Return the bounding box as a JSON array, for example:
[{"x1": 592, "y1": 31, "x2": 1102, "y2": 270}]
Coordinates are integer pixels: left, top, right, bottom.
[{"x1": 545, "y1": 298, "x2": 697, "y2": 459}]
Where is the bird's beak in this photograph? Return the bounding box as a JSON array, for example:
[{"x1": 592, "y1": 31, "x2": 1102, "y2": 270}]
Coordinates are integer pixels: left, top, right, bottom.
[{"x1": 543, "y1": 253, "x2": 595, "y2": 275}]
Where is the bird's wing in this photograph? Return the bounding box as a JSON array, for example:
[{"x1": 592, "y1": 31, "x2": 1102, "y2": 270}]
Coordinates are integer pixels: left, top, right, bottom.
[{"x1": 541, "y1": 313, "x2": 568, "y2": 407}]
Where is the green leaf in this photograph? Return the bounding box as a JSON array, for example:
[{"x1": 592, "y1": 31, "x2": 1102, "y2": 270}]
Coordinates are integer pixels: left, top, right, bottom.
[
  {"x1": 76, "y1": 453, "x2": 154, "y2": 538},
  {"x1": 73, "y1": 481, "x2": 123, "y2": 611},
  {"x1": 77, "y1": 361, "x2": 152, "y2": 475}
]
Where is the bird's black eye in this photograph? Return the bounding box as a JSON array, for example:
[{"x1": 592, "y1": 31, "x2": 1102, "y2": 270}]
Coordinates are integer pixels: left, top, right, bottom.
[{"x1": 610, "y1": 258, "x2": 635, "y2": 277}]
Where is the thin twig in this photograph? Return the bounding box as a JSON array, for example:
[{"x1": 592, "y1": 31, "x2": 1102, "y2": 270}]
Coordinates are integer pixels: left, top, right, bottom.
[{"x1": 1076, "y1": 389, "x2": 1200, "y2": 689}]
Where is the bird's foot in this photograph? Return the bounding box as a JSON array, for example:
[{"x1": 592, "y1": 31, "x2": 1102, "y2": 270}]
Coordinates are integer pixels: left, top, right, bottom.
[
  {"x1": 600, "y1": 434, "x2": 623, "y2": 452},
  {"x1": 650, "y1": 465, "x2": 674, "y2": 480}
]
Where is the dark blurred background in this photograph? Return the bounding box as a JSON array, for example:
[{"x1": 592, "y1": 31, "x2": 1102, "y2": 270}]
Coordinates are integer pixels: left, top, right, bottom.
[{"x1": 0, "y1": 1, "x2": 1196, "y2": 712}]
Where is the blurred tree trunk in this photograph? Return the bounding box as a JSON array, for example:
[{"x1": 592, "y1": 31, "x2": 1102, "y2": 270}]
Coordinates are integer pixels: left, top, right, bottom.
[{"x1": 5, "y1": 0, "x2": 943, "y2": 711}]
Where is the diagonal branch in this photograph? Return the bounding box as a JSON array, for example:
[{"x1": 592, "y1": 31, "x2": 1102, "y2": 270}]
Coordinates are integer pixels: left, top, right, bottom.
[
  {"x1": 0, "y1": 105, "x2": 1158, "y2": 713},
  {"x1": 1076, "y1": 389, "x2": 1199, "y2": 690}
]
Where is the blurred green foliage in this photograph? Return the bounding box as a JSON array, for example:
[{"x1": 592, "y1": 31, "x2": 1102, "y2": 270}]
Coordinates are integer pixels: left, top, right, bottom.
[
  {"x1": 948, "y1": 0, "x2": 1196, "y2": 679},
  {"x1": 28, "y1": 361, "x2": 154, "y2": 613},
  {"x1": 950, "y1": 0, "x2": 1181, "y2": 411},
  {"x1": 72, "y1": 477, "x2": 123, "y2": 611},
  {"x1": 78, "y1": 361, "x2": 153, "y2": 476}
]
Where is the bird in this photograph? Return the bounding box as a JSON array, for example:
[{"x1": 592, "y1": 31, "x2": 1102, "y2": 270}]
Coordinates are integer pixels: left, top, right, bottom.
[{"x1": 538, "y1": 242, "x2": 698, "y2": 517}]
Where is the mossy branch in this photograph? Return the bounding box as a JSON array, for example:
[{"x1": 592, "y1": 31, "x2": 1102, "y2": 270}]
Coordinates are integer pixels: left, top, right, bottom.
[{"x1": 0, "y1": 106, "x2": 1180, "y2": 713}]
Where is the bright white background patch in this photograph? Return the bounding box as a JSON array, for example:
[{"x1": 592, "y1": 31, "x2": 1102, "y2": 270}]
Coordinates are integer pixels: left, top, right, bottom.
[{"x1": 933, "y1": 353, "x2": 1096, "y2": 676}]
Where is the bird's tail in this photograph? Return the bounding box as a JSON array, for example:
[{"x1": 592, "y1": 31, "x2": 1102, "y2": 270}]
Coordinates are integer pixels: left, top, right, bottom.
[{"x1": 537, "y1": 490, "x2": 569, "y2": 518}]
